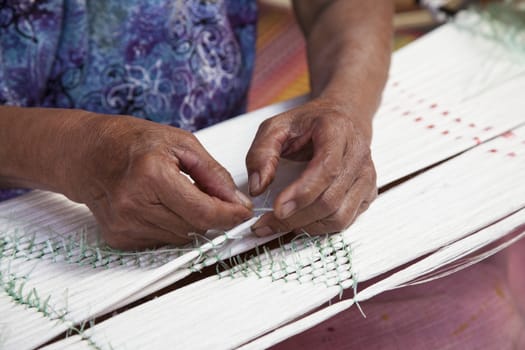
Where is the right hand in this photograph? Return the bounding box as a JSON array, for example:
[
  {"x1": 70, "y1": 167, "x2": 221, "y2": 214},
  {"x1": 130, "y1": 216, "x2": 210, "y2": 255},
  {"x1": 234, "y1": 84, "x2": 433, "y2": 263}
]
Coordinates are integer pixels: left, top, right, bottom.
[{"x1": 62, "y1": 114, "x2": 253, "y2": 250}]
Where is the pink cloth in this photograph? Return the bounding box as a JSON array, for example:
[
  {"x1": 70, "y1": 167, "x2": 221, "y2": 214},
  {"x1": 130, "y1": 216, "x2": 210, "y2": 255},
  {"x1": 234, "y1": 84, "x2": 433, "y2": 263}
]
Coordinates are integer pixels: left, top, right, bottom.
[{"x1": 275, "y1": 239, "x2": 525, "y2": 349}]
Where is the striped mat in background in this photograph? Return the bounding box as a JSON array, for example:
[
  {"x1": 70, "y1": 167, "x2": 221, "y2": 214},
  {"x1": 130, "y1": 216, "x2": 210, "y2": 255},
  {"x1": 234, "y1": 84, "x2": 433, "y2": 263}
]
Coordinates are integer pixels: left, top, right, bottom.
[
  {"x1": 247, "y1": 3, "x2": 309, "y2": 111},
  {"x1": 248, "y1": 2, "x2": 431, "y2": 111}
]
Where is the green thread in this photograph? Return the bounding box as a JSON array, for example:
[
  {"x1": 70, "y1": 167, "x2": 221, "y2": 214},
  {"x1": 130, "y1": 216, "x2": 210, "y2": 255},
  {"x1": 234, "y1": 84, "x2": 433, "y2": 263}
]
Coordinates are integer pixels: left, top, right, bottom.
[
  {"x1": 213, "y1": 232, "x2": 357, "y2": 295},
  {"x1": 0, "y1": 275, "x2": 111, "y2": 350},
  {"x1": 456, "y1": 3, "x2": 525, "y2": 56},
  {"x1": 0, "y1": 268, "x2": 66, "y2": 321},
  {"x1": 0, "y1": 221, "x2": 198, "y2": 270}
]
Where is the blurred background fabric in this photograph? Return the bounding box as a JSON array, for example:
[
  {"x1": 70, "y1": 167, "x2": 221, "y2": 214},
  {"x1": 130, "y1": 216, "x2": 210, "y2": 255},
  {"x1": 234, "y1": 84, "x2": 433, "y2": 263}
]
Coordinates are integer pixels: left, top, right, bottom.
[{"x1": 248, "y1": 0, "x2": 437, "y2": 111}]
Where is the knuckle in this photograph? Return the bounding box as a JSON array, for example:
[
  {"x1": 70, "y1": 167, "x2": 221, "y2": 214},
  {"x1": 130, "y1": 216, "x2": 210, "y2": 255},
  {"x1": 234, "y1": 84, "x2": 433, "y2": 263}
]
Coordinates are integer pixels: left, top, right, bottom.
[
  {"x1": 258, "y1": 117, "x2": 287, "y2": 138},
  {"x1": 321, "y1": 160, "x2": 341, "y2": 182},
  {"x1": 208, "y1": 161, "x2": 230, "y2": 181},
  {"x1": 361, "y1": 170, "x2": 378, "y2": 202},
  {"x1": 193, "y1": 207, "x2": 217, "y2": 230},
  {"x1": 259, "y1": 118, "x2": 275, "y2": 132},
  {"x1": 328, "y1": 212, "x2": 352, "y2": 232},
  {"x1": 331, "y1": 220, "x2": 349, "y2": 233},
  {"x1": 173, "y1": 132, "x2": 201, "y2": 157},
  {"x1": 178, "y1": 128, "x2": 196, "y2": 142},
  {"x1": 318, "y1": 193, "x2": 338, "y2": 214},
  {"x1": 363, "y1": 147, "x2": 373, "y2": 160},
  {"x1": 368, "y1": 166, "x2": 378, "y2": 185},
  {"x1": 318, "y1": 116, "x2": 336, "y2": 130},
  {"x1": 369, "y1": 186, "x2": 378, "y2": 202},
  {"x1": 112, "y1": 192, "x2": 135, "y2": 213},
  {"x1": 203, "y1": 205, "x2": 219, "y2": 223},
  {"x1": 360, "y1": 200, "x2": 372, "y2": 213},
  {"x1": 134, "y1": 155, "x2": 162, "y2": 182}
]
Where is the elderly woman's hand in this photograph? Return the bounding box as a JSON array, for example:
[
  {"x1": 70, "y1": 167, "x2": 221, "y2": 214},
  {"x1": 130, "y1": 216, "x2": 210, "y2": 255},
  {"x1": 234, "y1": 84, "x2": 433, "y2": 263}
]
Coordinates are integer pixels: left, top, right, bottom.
[
  {"x1": 64, "y1": 114, "x2": 253, "y2": 249},
  {"x1": 1, "y1": 107, "x2": 253, "y2": 250},
  {"x1": 246, "y1": 98, "x2": 377, "y2": 236}
]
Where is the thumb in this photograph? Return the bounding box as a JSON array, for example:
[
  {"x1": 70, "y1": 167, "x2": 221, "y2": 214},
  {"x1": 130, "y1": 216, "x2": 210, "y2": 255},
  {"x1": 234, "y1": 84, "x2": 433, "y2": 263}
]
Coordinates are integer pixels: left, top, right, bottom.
[{"x1": 176, "y1": 140, "x2": 252, "y2": 209}]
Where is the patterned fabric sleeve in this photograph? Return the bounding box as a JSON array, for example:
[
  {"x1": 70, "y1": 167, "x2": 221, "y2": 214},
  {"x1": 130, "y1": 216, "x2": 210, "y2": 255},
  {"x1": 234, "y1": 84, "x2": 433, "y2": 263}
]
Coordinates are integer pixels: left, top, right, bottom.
[
  {"x1": 0, "y1": 0, "x2": 64, "y2": 106},
  {"x1": 0, "y1": 0, "x2": 258, "y2": 202},
  {"x1": 0, "y1": 1, "x2": 64, "y2": 201},
  {"x1": 1, "y1": 0, "x2": 257, "y2": 127}
]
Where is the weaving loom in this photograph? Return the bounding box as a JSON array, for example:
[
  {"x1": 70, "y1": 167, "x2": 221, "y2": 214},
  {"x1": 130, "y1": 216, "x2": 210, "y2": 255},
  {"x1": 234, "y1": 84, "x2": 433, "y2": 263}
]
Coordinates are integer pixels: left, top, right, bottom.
[{"x1": 1, "y1": 11, "x2": 525, "y2": 349}]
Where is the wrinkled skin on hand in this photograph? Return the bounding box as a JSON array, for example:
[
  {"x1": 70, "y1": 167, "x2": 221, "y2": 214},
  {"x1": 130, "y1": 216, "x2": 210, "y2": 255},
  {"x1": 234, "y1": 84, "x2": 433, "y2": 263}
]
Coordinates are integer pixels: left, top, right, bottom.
[
  {"x1": 66, "y1": 115, "x2": 252, "y2": 250},
  {"x1": 246, "y1": 98, "x2": 377, "y2": 237}
]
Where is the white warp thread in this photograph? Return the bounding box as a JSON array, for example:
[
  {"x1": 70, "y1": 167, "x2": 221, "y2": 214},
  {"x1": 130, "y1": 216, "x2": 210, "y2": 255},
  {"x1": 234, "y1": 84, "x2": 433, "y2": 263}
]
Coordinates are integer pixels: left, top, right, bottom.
[{"x1": 3, "y1": 20, "x2": 525, "y2": 349}]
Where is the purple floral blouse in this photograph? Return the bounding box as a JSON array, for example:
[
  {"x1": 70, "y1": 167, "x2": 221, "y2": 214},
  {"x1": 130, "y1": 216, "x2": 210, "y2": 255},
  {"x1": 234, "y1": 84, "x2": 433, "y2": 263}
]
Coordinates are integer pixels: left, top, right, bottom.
[{"x1": 0, "y1": 0, "x2": 258, "y2": 201}]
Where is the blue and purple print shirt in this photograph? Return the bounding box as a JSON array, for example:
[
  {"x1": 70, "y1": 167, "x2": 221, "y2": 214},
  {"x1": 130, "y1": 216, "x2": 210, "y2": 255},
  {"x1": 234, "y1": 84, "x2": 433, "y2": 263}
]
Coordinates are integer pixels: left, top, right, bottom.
[{"x1": 0, "y1": 0, "x2": 257, "y2": 201}]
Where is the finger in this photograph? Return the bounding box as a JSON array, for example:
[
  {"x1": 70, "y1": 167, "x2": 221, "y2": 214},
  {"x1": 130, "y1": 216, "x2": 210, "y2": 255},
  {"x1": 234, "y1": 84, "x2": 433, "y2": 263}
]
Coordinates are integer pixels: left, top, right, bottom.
[
  {"x1": 245, "y1": 117, "x2": 290, "y2": 196},
  {"x1": 145, "y1": 203, "x2": 204, "y2": 235},
  {"x1": 298, "y1": 178, "x2": 376, "y2": 235},
  {"x1": 89, "y1": 195, "x2": 195, "y2": 248},
  {"x1": 141, "y1": 218, "x2": 194, "y2": 246},
  {"x1": 298, "y1": 201, "x2": 367, "y2": 236},
  {"x1": 158, "y1": 167, "x2": 253, "y2": 231},
  {"x1": 97, "y1": 217, "x2": 170, "y2": 250},
  {"x1": 251, "y1": 166, "x2": 351, "y2": 235},
  {"x1": 273, "y1": 119, "x2": 348, "y2": 220},
  {"x1": 97, "y1": 211, "x2": 193, "y2": 249},
  {"x1": 141, "y1": 203, "x2": 203, "y2": 243},
  {"x1": 271, "y1": 167, "x2": 357, "y2": 231},
  {"x1": 252, "y1": 171, "x2": 376, "y2": 236},
  {"x1": 251, "y1": 212, "x2": 292, "y2": 237},
  {"x1": 103, "y1": 233, "x2": 167, "y2": 251},
  {"x1": 175, "y1": 134, "x2": 252, "y2": 208}
]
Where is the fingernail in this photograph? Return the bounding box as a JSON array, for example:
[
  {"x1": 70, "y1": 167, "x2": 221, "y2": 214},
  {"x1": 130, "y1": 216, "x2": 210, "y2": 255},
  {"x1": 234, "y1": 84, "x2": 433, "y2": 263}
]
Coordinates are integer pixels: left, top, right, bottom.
[
  {"x1": 235, "y1": 190, "x2": 252, "y2": 208},
  {"x1": 249, "y1": 172, "x2": 261, "y2": 194},
  {"x1": 279, "y1": 200, "x2": 296, "y2": 219},
  {"x1": 252, "y1": 225, "x2": 273, "y2": 236}
]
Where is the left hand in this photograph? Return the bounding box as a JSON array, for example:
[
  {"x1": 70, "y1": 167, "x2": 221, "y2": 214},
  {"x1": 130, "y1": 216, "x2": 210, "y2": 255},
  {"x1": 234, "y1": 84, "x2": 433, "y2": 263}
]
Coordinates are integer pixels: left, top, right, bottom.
[{"x1": 246, "y1": 98, "x2": 377, "y2": 236}]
